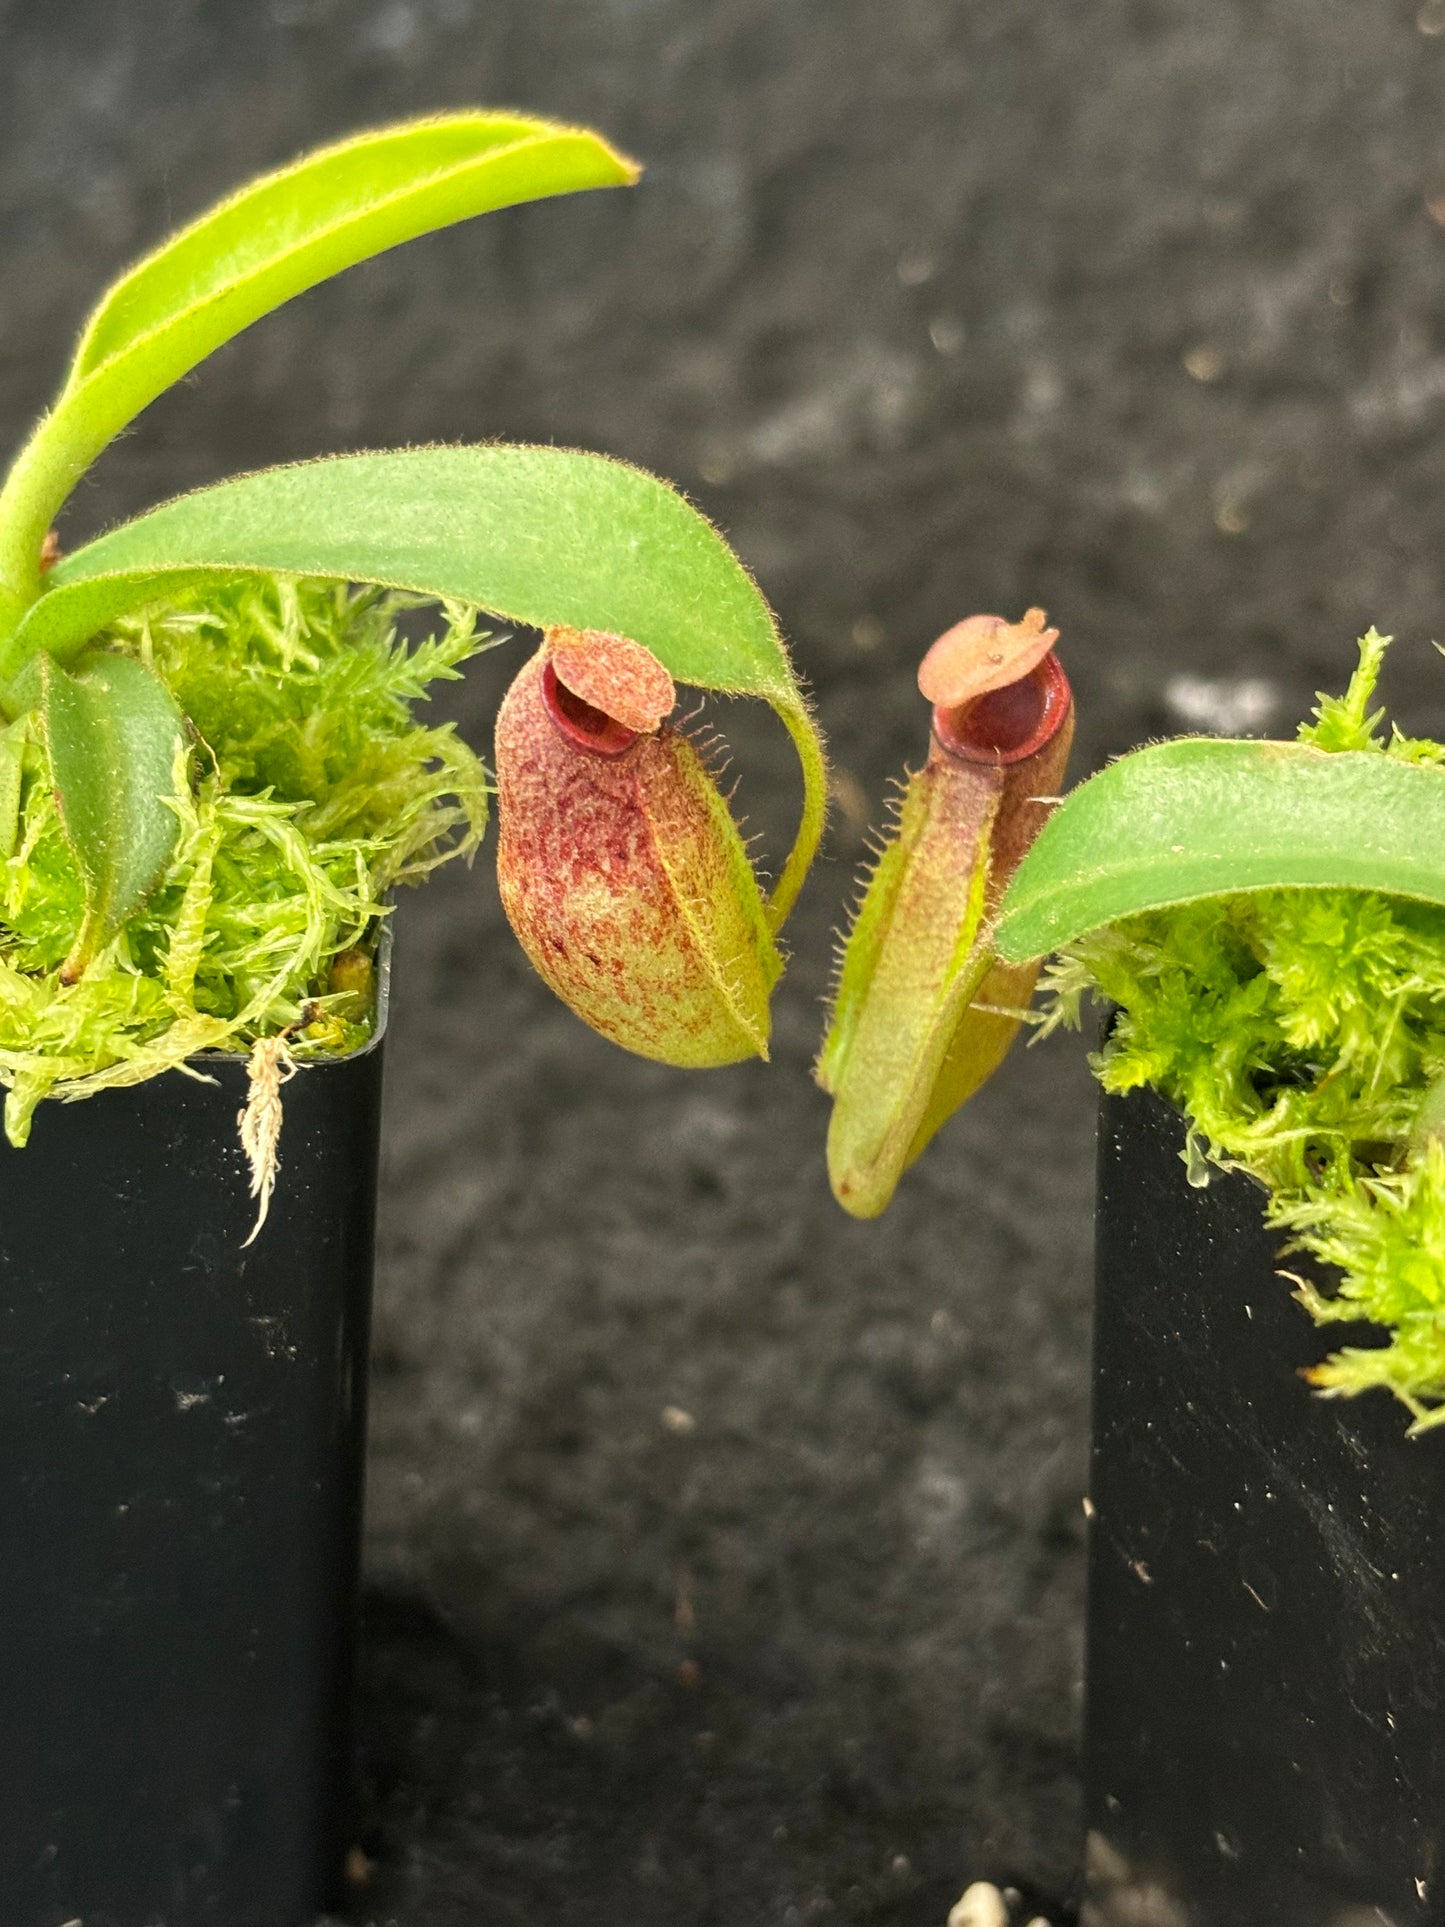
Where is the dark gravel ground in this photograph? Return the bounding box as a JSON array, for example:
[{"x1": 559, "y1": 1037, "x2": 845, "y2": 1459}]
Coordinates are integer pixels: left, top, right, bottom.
[{"x1": 4, "y1": 2, "x2": 1445, "y2": 1921}]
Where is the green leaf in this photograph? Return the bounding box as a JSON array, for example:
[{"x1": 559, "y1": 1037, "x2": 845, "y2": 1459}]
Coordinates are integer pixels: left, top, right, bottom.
[
  {"x1": 0, "y1": 113, "x2": 637, "y2": 627},
  {"x1": 994, "y1": 738, "x2": 1445, "y2": 964},
  {"x1": 22, "y1": 449, "x2": 788, "y2": 692},
  {"x1": 0, "y1": 716, "x2": 30, "y2": 862},
  {"x1": 10, "y1": 445, "x2": 828, "y2": 924},
  {"x1": 66, "y1": 114, "x2": 635, "y2": 396},
  {"x1": 40, "y1": 653, "x2": 187, "y2": 980}
]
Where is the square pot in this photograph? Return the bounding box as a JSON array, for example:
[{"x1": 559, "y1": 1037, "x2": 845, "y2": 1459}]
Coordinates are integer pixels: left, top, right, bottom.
[
  {"x1": 1084, "y1": 1085, "x2": 1445, "y2": 1927},
  {"x1": 0, "y1": 980, "x2": 387, "y2": 1927}
]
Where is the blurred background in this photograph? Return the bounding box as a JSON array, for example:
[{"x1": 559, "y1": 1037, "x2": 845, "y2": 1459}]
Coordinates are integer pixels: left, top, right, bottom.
[{"x1": 5, "y1": 2, "x2": 1445, "y2": 1921}]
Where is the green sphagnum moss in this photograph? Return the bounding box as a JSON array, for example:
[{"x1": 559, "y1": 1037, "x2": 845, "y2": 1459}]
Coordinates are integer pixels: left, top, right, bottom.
[
  {"x1": 0, "y1": 576, "x2": 488, "y2": 1146},
  {"x1": 1041, "y1": 631, "x2": 1445, "y2": 1431}
]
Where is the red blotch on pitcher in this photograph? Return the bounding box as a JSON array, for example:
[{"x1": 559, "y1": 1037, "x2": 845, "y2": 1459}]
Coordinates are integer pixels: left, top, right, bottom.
[{"x1": 495, "y1": 628, "x2": 780, "y2": 1069}]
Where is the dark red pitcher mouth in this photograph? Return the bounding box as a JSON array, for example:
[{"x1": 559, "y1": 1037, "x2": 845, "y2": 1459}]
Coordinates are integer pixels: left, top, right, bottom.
[
  {"x1": 931, "y1": 650, "x2": 1072, "y2": 766},
  {"x1": 541, "y1": 658, "x2": 642, "y2": 757}
]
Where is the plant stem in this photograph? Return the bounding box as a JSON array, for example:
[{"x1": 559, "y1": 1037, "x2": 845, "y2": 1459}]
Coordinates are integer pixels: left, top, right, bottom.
[{"x1": 0, "y1": 399, "x2": 106, "y2": 644}]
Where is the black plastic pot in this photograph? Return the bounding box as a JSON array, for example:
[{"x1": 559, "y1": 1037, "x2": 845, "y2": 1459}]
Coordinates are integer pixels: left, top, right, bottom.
[
  {"x1": 0, "y1": 982, "x2": 387, "y2": 1927},
  {"x1": 1084, "y1": 1085, "x2": 1445, "y2": 1927}
]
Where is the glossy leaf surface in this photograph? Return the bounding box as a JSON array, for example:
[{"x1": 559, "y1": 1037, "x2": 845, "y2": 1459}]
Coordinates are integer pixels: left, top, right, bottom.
[
  {"x1": 995, "y1": 738, "x2": 1445, "y2": 963},
  {"x1": 40, "y1": 653, "x2": 187, "y2": 978}
]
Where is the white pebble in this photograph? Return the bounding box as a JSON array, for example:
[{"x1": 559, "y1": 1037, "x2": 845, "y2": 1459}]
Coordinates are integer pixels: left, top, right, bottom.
[{"x1": 948, "y1": 1883, "x2": 1009, "y2": 1927}]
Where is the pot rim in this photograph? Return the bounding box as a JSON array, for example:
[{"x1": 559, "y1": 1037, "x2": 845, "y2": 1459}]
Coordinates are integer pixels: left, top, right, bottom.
[{"x1": 184, "y1": 919, "x2": 394, "y2": 1068}]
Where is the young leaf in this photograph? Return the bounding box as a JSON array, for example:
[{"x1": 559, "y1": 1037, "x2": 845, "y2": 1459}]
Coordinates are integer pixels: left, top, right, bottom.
[
  {"x1": 40, "y1": 653, "x2": 187, "y2": 980},
  {"x1": 66, "y1": 115, "x2": 634, "y2": 394},
  {"x1": 994, "y1": 738, "x2": 1445, "y2": 964},
  {"x1": 10, "y1": 445, "x2": 828, "y2": 925},
  {"x1": 0, "y1": 113, "x2": 637, "y2": 629}
]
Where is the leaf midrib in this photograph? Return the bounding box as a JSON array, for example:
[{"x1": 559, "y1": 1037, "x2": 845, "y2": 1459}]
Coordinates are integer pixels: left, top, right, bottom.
[{"x1": 67, "y1": 126, "x2": 588, "y2": 391}]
